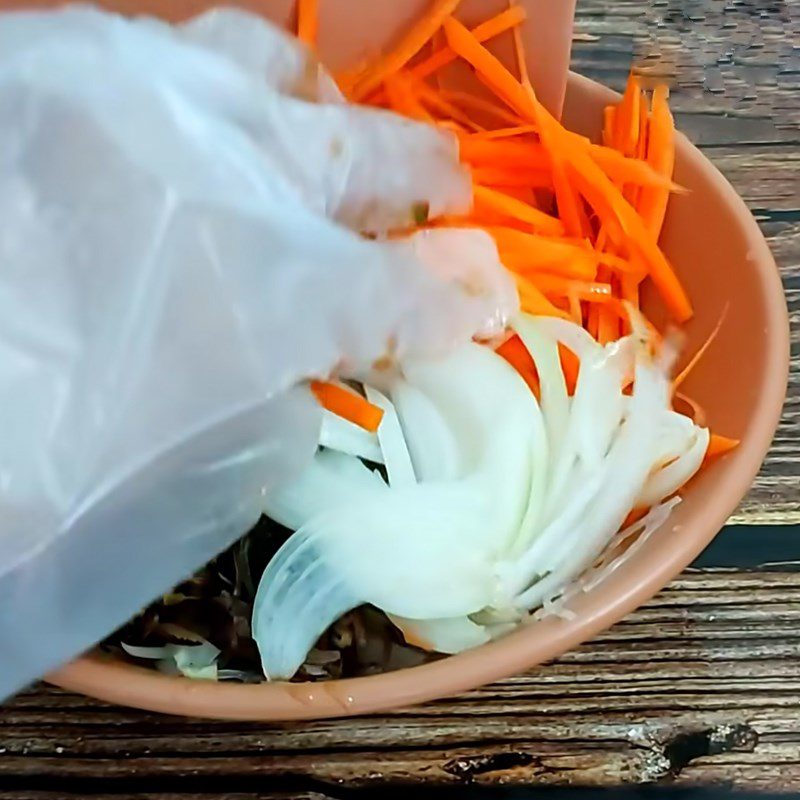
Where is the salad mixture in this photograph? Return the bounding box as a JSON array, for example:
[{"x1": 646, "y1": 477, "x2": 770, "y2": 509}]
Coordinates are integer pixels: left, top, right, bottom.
[{"x1": 109, "y1": 0, "x2": 737, "y2": 683}]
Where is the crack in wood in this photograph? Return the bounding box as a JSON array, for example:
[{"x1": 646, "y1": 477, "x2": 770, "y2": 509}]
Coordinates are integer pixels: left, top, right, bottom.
[
  {"x1": 646, "y1": 723, "x2": 760, "y2": 781},
  {"x1": 441, "y1": 752, "x2": 538, "y2": 782}
]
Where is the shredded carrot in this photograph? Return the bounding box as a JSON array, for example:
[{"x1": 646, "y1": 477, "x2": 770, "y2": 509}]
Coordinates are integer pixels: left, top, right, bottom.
[
  {"x1": 332, "y1": 2, "x2": 716, "y2": 484},
  {"x1": 350, "y1": 0, "x2": 464, "y2": 101},
  {"x1": 410, "y1": 77, "x2": 485, "y2": 130},
  {"x1": 589, "y1": 145, "x2": 681, "y2": 191},
  {"x1": 497, "y1": 333, "x2": 541, "y2": 398},
  {"x1": 704, "y1": 434, "x2": 740, "y2": 461},
  {"x1": 673, "y1": 309, "x2": 728, "y2": 390},
  {"x1": 513, "y1": 274, "x2": 571, "y2": 319},
  {"x1": 296, "y1": 0, "x2": 319, "y2": 47},
  {"x1": 383, "y1": 73, "x2": 435, "y2": 122},
  {"x1": 470, "y1": 124, "x2": 539, "y2": 140},
  {"x1": 639, "y1": 85, "x2": 676, "y2": 239},
  {"x1": 558, "y1": 343, "x2": 580, "y2": 395},
  {"x1": 615, "y1": 74, "x2": 641, "y2": 155},
  {"x1": 471, "y1": 165, "x2": 552, "y2": 188},
  {"x1": 530, "y1": 274, "x2": 612, "y2": 301},
  {"x1": 441, "y1": 16, "x2": 692, "y2": 321},
  {"x1": 622, "y1": 507, "x2": 649, "y2": 529},
  {"x1": 443, "y1": 16, "x2": 539, "y2": 119},
  {"x1": 564, "y1": 153, "x2": 692, "y2": 321},
  {"x1": 458, "y1": 137, "x2": 548, "y2": 168},
  {"x1": 489, "y1": 228, "x2": 598, "y2": 278},
  {"x1": 310, "y1": 381, "x2": 384, "y2": 432},
  {"x1": 473, "y1": 185, "x2": 565, "y2": 236},
  {"x1": 411, "y1": 5, "x2": 526, "y2": 81},
  {"x1": 439, "y1": 89, "x2": 525, "y2": 127}
]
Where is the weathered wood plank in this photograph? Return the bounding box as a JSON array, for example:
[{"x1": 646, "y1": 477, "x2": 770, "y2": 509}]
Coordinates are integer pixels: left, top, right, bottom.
[
  {"x1": 1, "y1": 4, "x2": 798, "y2": 797},
  {"x1": 2, "y1": 572, "x2": 799, "y2": 790}
]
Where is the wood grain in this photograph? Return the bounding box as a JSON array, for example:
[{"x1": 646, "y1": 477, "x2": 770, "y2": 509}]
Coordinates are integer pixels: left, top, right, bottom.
[
  {"x1": 2, "y1": 572, "x2": 799, "y2": 793},
  {"x1": 1, "y1": 2, "x2": 798, "y2": 797}
]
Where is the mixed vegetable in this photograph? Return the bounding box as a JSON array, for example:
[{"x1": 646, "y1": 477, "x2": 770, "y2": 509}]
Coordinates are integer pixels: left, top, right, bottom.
[{"x1": 109, "y1": 1, "x2": 738, "y2": 682}]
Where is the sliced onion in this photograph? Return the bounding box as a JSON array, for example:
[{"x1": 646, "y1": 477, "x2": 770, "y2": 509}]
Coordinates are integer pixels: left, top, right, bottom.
[
  {"x1": 388, "y1": 614, "x2": 491, "y2": 654},
  {"x1": 389, "y1": 378, "x2": 460, "y2": 482},
  {"x1": 638, "y1": 427, "x2": 710, "y2": 508},
  {"x1": 365, "y1": 385, "x2": 416, "y2": 487},
  {"x1": 319, "y1": 409, "x2": 384, "y2": 463}
]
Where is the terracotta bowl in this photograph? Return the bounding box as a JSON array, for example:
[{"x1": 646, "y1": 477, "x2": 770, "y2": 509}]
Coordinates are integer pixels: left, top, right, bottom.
[{"x1": 43, "y1": 5, "x2": 788, "y2": 719}]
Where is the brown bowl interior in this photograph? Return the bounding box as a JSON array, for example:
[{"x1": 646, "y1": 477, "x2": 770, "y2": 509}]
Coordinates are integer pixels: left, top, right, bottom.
[{"x1": 40, "y1": 3, "x2": 790, "y2": 719}]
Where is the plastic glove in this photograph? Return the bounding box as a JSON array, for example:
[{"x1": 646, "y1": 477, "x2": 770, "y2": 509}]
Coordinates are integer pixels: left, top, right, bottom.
[{"x1": 0, "y1": 6, "x2": 516, "y2": 697}]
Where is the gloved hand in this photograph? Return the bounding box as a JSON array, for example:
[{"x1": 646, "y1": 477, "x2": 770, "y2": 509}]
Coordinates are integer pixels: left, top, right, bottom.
[{"x1": 0, "y1": 6, "x2": 515, "y2": 697}]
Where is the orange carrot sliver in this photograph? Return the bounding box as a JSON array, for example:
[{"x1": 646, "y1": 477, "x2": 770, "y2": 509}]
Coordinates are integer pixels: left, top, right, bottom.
[
  {"x1": 559, "y1": 343, "x2": 580, "y2": 395},
  {"x1": 443, "y1": 16, "x2": 537, "y2": 119},
  {"x1": 564, "y1": 152, "x2": 692, "y2": 321},
  {"x1": 383, "y1": 73, "x2": 434, "y2": 122},
  {"x1": 513, "y1": 274, "x2": 571, "y2": 319},
  {"x1": 441, "y1": 89, "x2": 525, "y2": 127},
  {"x1": 411, "y1": 5, "x2": 526, "y2": 80},
  {"x1": 411, "y1": 78, "x2": 484, "y2": 130},
  {"x1": 639, "y1": 85, "x2": 676, "y2": 239},
  {"x1": 473, "y1": 185, "x2": 565, "y2": 236},
  {"x1": 705, "y1": 434, "x2": 740, "y2": 461},
  {"x1": 615, "y1": 74, "x2": 642, "y2": 155},
  {"x1": 673, "y1": 310, "x2": 727, "y2": 390},
  {"x1": 310, "y1": 381, "x2": 384, "y2": 432},
  {"x1": 351, "y1": 0, "x2": 463, "y2": 101},
  {"x1": 497, "y1": 334, "x2": 540, "y2": 398},
  {"x1": 471, "y1": 165, "x2": 551, "y2": 188},
  {"x1": 589, "y1": 144, "x2": 679, "y2": 191},
  {"x1": 296, "y1": 0, "x2": 319, "y2": 47},
  {"x1": 458, "y1": 137, "x2": 548, "y2": 168},
  {"x1": 470, "y1": 124, "x2": 539, "y2": 140}
]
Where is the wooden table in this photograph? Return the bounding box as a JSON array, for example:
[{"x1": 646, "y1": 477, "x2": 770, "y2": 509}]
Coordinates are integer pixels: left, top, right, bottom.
[{"x1": 1, "y1": 1, "x2": 798, "y2": 796}]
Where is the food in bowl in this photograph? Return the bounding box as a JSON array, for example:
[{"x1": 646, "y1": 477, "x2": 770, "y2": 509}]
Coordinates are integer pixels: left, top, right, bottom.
[{"x1": 106, "y1": 0, "x2": 739, "y2": 684}]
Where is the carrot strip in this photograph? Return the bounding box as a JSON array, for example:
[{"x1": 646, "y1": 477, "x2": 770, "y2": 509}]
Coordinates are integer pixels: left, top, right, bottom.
[
  {"x1": 411, "y1": 5, "x2": 526, "y2": 80},
  {"x1": 470, "y1": 124, "x2": 539, "y2": 140},
  {"x1": 559, "y1": 343, "x2": 580, "y2": 395},
  {"x1": 296, "y1": 0, "x2": 319, "y2": 47},
  {"x1": 462, "y1": 135, "x2": 676, "y2": 192},
  {"x1": 596, "y1": 306, "x2": 620, "y2": 344},
  {"x1": 622, "y1": 507, "x2": 650, "y2": 529},
  {"x1": 589, "y1": 145, "x2": 680, "y2": 191},
  {"x1": 458, "y1": 137, "x2": 548, "y2": 167},
  {"x1": 497, "y1": 333, "x2": 540, "y2": 398},
  {"x1": 473, "y1": 185, "x2": 565, "y2": 236},
  {"x1": 615, "y1": 74, "x2": 641, "y2": 155},
  {"x1": 513, "y1": 275, "x2": 572, "y2": 319},
  {"x1": 500, "y1": 250, "x2": 597, "y2": 280},
  {"x1": 411, "y1": 78, "x2": 485, "y2": 130},
  {"x1": 704, "y1": 434, "x2": 740, "y2": 461},
  {"x1": 471, "y1": 165, "x2": 552, "y2": 188},
  {"x1": 512, "y1": 14, "x2": 586, "y2": 239},
  {"x1": 530, "y1": 274, "x2": 612, "y2": 300},
  {"x1": 639, "y1": 85, "x2": 676, "y2": 239},
  {"x1": 351, "y1": 0, "x2": 464, "y2": 101},
  {"x1": 383, "y1": 74, "x2": 434, "y2": 122},
  {"x1": 603, "y1": 106, "x2": 616, "y2": 147},
  {"x1": 489, "y1": 228, "x2": 598, "y2": 277},
  {"x1": 563, "y1": 152, "x2": 692, "y2": 321},
  {"x1": 440, "y1": 89, "x2": 525, "y2": 127},
  {"x1": 310, "y1": 381, "x2": 384, "y2": 432},
  {"x1": 673, "y1": 310, "x2": 727, "y2": 390},
  {"x1": 443, "y1": 16, "x2": 538, "y2": 118}
]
